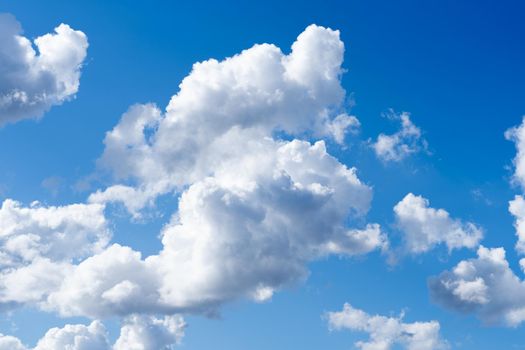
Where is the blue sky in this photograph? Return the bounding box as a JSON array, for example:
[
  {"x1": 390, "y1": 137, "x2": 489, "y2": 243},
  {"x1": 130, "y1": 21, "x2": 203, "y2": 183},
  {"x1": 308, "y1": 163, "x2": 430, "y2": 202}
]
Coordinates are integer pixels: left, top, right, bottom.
[{"x1": 1, "y1": 1, "x2": 525, "y2": 349}]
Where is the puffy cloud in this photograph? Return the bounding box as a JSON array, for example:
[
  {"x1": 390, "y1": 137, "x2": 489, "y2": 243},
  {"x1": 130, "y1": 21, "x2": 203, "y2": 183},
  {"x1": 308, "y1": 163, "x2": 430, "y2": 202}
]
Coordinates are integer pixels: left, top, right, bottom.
[
  {"x1": 323, "y1": 113, "x2": 360, "y2": 144},
  {"x1": 506, "y1": 118, "x2": 525, "y2": 256},
  {"x1": 45, "y1": 244, "x2": 164, "y2": 318},
  {"x1": 509, "y1": 195, "x2": 525, "y2": 255},
  {"x1": 0, "y1": 316, "x2": 185, "y2": 350},
  {"x1": 38, "y1": 25, "x2": 386, "y2": 318},
  {"x1": 0, "y1": 13, "x2": 88, "y2": 125},
  {"x1": 326, "y1": 303, "x2": 448, "y2": 350},
  {"x1": 429, "y1": 246, "x2": 525, "y2": 326},
  {"x1": 0, "y1": 200, "x2": 109, "y2": 267},
  {"x1": 33, "y1": 321, "x2": 109, "y2": 350},
  {"x1": 0, "y1": 25, "x2": 385, "y2": 342},
  {"x1": 505, "y1": 116, "x2": 525, "y2": 190},
  {"x1": 114, "y1": 315, "x2": 186, "y2": 350},
  {"x1": 0, "y1": 200, "x2": 109, "y2": 305},
  {"x1": 394, "y1": 193, "x2": 482, "y2": 254},
  {"x1": 48, "y1": 138, "x2": 384, "y2": 318},
  {"x1": 0, "y1": 334, "x2": 27, "y2": 350},
  {"x1": 93, "y1": 24, "x2": 356, "y2": 212},
  {"x1": 371, "y1": 111, "x2": 427, "y2": 162}
]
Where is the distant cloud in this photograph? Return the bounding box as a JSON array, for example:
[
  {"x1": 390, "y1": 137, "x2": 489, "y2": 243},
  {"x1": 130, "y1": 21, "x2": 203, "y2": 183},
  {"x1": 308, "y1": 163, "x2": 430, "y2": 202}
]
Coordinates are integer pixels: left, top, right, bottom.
[
  {"x1": 0, "y1": 13, "x2": 88, "y2": 125},
  {"x1": 394, "y1": 193, "x2": 483, "y2": 254},
  {"x1": 371, "y1": 110, "x2": 427, "y2": 162},
  {"x1": 326, "y1": 303, "x2": 448, "y2": 350}
]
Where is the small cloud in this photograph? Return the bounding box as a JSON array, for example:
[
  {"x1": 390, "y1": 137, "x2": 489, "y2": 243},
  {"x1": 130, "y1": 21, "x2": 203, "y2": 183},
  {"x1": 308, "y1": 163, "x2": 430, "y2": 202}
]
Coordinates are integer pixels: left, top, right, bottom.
[
  {"x1": 371, "y1": 110, "x2": 428, "y2": 162},
  {"x1": 0, "y1": 13, "x2": 89, "y2": 125},
  {"x1": 470, "y1": 188, "x2": 493, "y2": 206}
]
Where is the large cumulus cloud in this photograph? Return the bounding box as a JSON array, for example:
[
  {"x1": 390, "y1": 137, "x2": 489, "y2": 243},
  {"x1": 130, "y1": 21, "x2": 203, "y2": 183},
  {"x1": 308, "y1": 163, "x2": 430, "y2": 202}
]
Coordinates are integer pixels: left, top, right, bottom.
[{"x1": 0, "y1": 24, "x2": 386, "y2": 329}]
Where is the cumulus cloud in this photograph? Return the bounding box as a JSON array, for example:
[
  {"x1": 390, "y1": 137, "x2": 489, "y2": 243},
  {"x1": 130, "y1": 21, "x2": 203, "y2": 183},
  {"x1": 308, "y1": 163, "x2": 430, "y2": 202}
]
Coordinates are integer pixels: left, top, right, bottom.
[
  {"x1": 326, "y1": 303, "x2": 448, "y2": 350},
  {"x1": 0, "y1": 315, "x2": 185, "y2": 350},
  {"x1": 509, "y1": 195, "x2": 525, "y2": 255},
  {"x1": 371, "y1": 111, "x2": 427, "y2": 162},
  {"x1": 429, "y1": 246, "x2": 525, "y2": 326},
  {"x1": 0, "y1": 13, "x2": 88, "y2": 125},
  {"x1": 92, "y1": 24, "x2": 359, "y2": 213},
  {"x1": 0, "y1": 25, "x2": 387, "y2": 323},
  {"x1": 0, "y1": 200, "x2": 110, "y2": 306},
  {"x1": 48, "y1": 138, "x2": 384, "y2": 318},
  {"x1": 505, "y1": 116, "x2": 525, "y2": 190},
  {"x1": 0, "y1": 334, "x2": 27, "y2": 350},
  {"x1": 114, "y1": 315, "x2": 186, "y2": 350},
  {"x1": 506, "y1": 118, "x2": 525, "y2": 255},
  {"x1": 394, "y1": 193, "x2": 483, "y2": 254}
]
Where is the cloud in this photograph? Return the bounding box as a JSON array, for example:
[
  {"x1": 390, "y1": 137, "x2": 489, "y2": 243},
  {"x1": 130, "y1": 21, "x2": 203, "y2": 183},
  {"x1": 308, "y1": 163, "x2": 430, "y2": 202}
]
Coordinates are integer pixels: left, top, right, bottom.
[
  {"x1": 0, "y1": 24, "x2": 387, "y2": 320},
  {"x1": 429, "y1": 245, "x2": 525, "y2": 326},
  {"x1": 0, "y1": 334, "x2": 27, "y2": 350},
  {"x1": 113, "y1": 315, "x2": 186, "y2": 350},
  {"x1": 509, "y1": 195, "x2": 525, "y2": 255},
  {"x1": 0, "y1": 315, "x2": 185, "y2": 350},
  {"x1": 506, "y1": 118, "x2": 525, "y2": 256},
  {"x1": 505, "y1": 116, "x2": 525, "y2": 190},
  {"x1": 0, "y1": 13, "x2": 88, "y2": 125},
  {"x1": 371, "y1": 111, "x2": 427, "y2": 162},
  {"x1": 48, "y1": 138, "x2": 384, "y2": 318},
  {"x1": 0, "y1": 200, "x2": 110, "y2": 305},
  {"x1": 33, "y1": 321, "x2": 109, "y2": 350},
  {"x1": 394, "y1": 193, "x2": 483, "y2": 254},
  {"x1": 326, "y1": 303, "x2": 448, "y2": 350},
  {"x1": 0, "y1": 199, "x2": 109, "y2": 268},
  {"x1": 92, "y1": 24, "x2": 358, "y2": 214},
  {"x1": 0, "y1": 24, "x2": 387, "y2": 346}
]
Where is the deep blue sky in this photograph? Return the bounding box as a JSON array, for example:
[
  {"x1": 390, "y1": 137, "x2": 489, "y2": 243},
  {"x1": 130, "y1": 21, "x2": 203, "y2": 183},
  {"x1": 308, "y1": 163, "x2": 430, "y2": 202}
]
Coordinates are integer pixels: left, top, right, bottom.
[{"x1": 2, "y1": 1, "x2": 525, "y2": 349}]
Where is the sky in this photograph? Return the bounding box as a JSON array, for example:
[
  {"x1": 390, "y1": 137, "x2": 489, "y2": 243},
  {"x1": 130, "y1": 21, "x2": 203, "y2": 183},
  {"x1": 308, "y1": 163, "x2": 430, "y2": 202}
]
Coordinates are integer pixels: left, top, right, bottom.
[{"x1": 0, "y1": 0, "x2": 525, "y2": 349}]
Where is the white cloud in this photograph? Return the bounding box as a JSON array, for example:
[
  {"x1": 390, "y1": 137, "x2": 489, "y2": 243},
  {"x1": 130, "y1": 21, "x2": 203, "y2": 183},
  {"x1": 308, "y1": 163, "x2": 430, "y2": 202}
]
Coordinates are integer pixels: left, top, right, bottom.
[
  {"x1": 0, "y1": 334, "x2": 27, "y2": 350},
  {"x1": 48, "y1": 138, "x2": 384, "y2": 318},
  {"x1": 27, "y1": 25, "x2": 386, "y2": 319},
  {"x1": 323, "y1": 113, "x2": 360, "y2": 144},
  {"x1": 326, "y1": 303, "x2": 448, "y2": 350},
  {"x1": 0, "y1": 316, "x2": 185, "y2": 350},
  {"x1": 0, "y1": 25, "x2": 387, "y2": 346},
  {"x1": 505, "y1": 117, "x2": 525, "y2": 190},
  {"x1": 92, "y1": 24, "x2": 356, "y2": 213},
  {"x1": 114, "y1": 315, "x2": 186, "y2": 350},
  {"x1": 372, "y1": 111, "x2": 427, "y2": 162},
  {"x1": 33, "y1": 321, "x2": 109, "y2": 350},
  {"x1": 0, "y1": 200, "x2": 109, "y2": 306},
  {"x1": 394, "y1": 193, "x2": 482, "y2": 254},
  {"x1": 506, "y1": 118, "x2": 525, "y2": 257},
  {"x1": 0, "y1": 199, "x2": 109, "y2": 266},
  {"x1": 509, "y1": 195, "x2": 525, "y2": 255},
  {"x1": 429, "y1": 246, "x2": 525, "y2": 326},
  {"x1": 0, "y1": 13, "x2": 88, "y2": 125}
]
